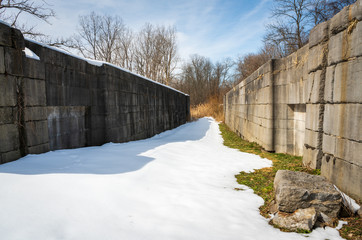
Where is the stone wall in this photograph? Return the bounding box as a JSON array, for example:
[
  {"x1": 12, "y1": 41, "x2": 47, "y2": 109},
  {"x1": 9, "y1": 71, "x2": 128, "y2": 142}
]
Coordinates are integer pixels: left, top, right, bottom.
[
  {"x1": 225, "y1": 0, "x2": 361, "y2": 201},
  {"x1": 0, "y1": 22, "x2": 190, "y2": 164}
]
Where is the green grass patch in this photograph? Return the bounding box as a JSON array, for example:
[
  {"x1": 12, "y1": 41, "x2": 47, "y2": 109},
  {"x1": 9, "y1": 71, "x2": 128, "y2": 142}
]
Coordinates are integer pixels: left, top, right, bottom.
[
  {"x1": 219, "y1": 123, "x2": 319, "y2": 217},
  {"x1": 220, "y1": 123, "x2": 361, "y2": 239}
]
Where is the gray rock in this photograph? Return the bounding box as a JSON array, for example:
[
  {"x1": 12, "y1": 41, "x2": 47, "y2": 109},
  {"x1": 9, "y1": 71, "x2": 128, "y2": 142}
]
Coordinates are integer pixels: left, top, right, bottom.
[
  {"x1": 357, "y1": 208, "x2": 362, "y2": 217},
  {"x1": 272, "y1": 207, "x2": 317, "y2": 232},
  {"x1": 274, "y1": 170, "x2": 342, "y2": 221}
]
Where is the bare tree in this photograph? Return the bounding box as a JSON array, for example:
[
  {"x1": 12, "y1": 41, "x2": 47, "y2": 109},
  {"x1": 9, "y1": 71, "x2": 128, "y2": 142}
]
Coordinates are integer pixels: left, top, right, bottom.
[
  {"x1": 210, "y1": 59, "x2": 233, "y2": 97},
  {"x1": 177, "y1": 55, "x2": 233, "y2": 105},
  {"x1": 133, "y1": 23, "x2": 178, "y2": 85},
  {"x1": 309, "y1": 0, "x2": 356, "y2": 25},
  {"x1": 264, "y1": 0, "x2": 311, "y2": 57},
  {"x1": 264, "y1": 0, "x2": 356, "y2": 57},
  {"x1": 115, "y1": 27, "x2": 134, "y2": 71},
  {"x1": 0, "y1": 0, "x2": 55, "y2": 37},
  {"x1": 72, "y1": 12, "x2": 127, "y2": 65},
  {"x1": 234, "y1": 42, "x2": 280, "y2": 85},
  {"x1": 158, "y1": 25, "x2": 178, "y2": 85},
  {"x1": 71, "y1": 13, "x2": 179, "y2": 84}
]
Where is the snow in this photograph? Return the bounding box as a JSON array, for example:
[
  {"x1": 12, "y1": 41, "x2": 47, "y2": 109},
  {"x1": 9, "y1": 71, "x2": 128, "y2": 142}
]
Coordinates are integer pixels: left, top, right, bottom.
[
  {"x1": 23, "y1": 47, "x2": 40, "y2": 60},
  {"x1": 24, "y1": 38, "x2": 188, "y2": 96},
  {"x1": 336, "y1": 221, "x2": 348, "y2": 230},
  {"x1": 334, "y1": 185, "x2": 361, "y2": 213},
  {"x1": 0, "y1": 19, "x2": 11, "y2": 27},
  {"x1": 0, "y1": 118, "x2": 344, "y2": 240}
]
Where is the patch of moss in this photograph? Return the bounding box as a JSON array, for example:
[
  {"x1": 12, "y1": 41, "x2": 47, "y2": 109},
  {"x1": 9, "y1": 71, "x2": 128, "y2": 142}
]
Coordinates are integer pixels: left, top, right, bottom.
[
  {"x1": 219, "y1": 123, "x2": 361, "y2": 239},
  {"x1": 219, "y1": 123, "x2": 318, "y2": 217}
]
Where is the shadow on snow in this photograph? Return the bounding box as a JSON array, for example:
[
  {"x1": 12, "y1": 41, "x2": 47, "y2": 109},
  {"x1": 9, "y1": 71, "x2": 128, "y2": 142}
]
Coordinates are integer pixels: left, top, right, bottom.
[{"x1": 0, "y1": 118, "x2": 212, "y2": 175}]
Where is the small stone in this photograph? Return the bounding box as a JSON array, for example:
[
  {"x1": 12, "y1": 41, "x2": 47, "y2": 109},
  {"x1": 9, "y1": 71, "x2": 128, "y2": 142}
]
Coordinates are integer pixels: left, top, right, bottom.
[
  {"x1": 272, "y1": 207, "x2": 317, "y2": 232},
  {"x1": 269, "y1": 200, "x2": 278, "y2": 215}
]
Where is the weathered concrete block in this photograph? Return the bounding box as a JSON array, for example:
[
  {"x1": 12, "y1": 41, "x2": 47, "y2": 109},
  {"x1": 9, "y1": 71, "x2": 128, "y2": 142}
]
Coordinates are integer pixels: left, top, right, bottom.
[
  {"x1": 24, "y1": 107, "x2": 47, "y2": 121},
  {"x1": 0, "y1": 75, "x2": 17, "y2": 107},
  {"x1": 287, "y1": 80, "x2": 305, "y2": 104},
  {"x1": 305, "y1": 104, "x2": 320, "y2": 131},
  {"x1": 255, "y1": 86, "x2": 272, "y2": 104},
  {"x1": 304, "y1": 129, "x2": 319, "y2": 148},
  {"x1": 323, "y1": 104, "x2": 361, "y2": 141},
  {"x1": 25, "y1": 120, "x2": 49, "y2": 147},
  {"x1": 332, "y1": 58, "x2": 362, "y2": 103},
  {"x1": 28, "y1": 143, "x2": 50, "y2": 155},
  {"x1": 350, "y1": 21, "x2": 362, "y2": 58},
  {"x1": 23, "y1": 78, "x2": 46, "y2": 106},
  {"x1": 303, "y1": 147, "x2": 320, "y2": 169},
  {"x1": 307, "y1": 70, "x2": 322, "y2": 103},
  {"x1": 274, "y1": 85, "x2": 288, "y2": 104},
  {"x1": 23, "y1": 57, "x2": 45, "y2": 80},
  {"x1": 351, "y1": 0, "x2": 362, "y2": 21},
  {"x1": 309, "y1": 21, "x2": 329, "y2": 47},
  {"x1": 322, "y1": 104, "x2": 336, "y2": 136},
  {"x1": 5, "y1": 47, "x2": 23, "y2": 76},
  {"x1": 329, "y1": 5, "x2": 350, "y2": 35},
  {"x1": 0, "y1": 107, "x2": 14, "y2": 124},
  {"x1": 322, "y1": 133, "x2": 336, "y2": 156},
  {"x1": 47, "y1": 106, "x2": 87, "y2": 150},
  {"x1": 328, "y1": 23, "x2": 362, "y2": 65},
  {"x1": 321, "y1": 156, "x2": 362, "y2": 202},
  {"x1": 1, "y1": 150, "x2": 21, "y2": 164},
  {"x1": 0, "y1": 124, "x2": 19, "y2": 152},
  {"x1": 308, "y1": 43, "x2": 327, "y2": 72},
  {"x1": 0, "y1": 23, "x2": 12, "y2": 47},
  {"x1": 334, "y1": 137, "x2": 362, "y2": 166},
  {"x1": 328, "y1": 31, "x2": 345, "y2": 65},
  {"x1": 12, "y1": 28, "x2": 24, "y2": 49},
  {"x1": 0, "y1": 47, "x2": 5, "y2": 74}
]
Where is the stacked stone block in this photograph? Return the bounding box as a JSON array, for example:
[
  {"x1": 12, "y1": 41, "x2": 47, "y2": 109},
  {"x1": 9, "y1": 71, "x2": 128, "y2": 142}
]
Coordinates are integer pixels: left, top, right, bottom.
[
  {"x1": 225, "y1": 0, "x2": 361, "y2": 201},
  {"x1": 225, "y1": 61, "x2": 274, "y2": 151},
  {"x1": 273, "y1": 45, "x2": 309, "y2": 156},
  {"x1": 319, "y1": 2, "x2": 362, "y2": 201},
  {"x1": 0, "y1": 24, "x2": 24, "y2": 163},
  {"x1": 0, "y1": 22, "x2": 190, "y2": 165}
]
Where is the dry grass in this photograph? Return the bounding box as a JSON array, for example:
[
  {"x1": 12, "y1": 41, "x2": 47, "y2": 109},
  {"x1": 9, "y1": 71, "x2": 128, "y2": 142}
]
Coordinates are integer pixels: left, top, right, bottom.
[{"x1": 190, "y1": 96, "x2": 224, "y2": 122}]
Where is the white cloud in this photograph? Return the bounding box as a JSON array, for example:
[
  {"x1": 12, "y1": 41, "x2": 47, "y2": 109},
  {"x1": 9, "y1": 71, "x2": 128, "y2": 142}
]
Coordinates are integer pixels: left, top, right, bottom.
[{"x1": 15, "y1": 0, "x2": 272, "y2": 62}]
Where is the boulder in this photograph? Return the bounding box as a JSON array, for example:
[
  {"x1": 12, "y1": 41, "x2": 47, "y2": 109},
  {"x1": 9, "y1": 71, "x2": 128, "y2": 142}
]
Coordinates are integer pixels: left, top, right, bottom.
[
  {"x1": 272, "y1": 207, "x2": 317, "y2": 232},
  {"x1": 274, "y1": 170, "x2": 342, "y2": 222}
]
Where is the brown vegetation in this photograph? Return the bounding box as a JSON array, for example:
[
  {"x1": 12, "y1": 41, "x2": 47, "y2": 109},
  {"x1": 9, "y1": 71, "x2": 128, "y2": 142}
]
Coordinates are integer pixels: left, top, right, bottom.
[{"x1": 190, "y1": 96, "x2": 224, "y2": 122}]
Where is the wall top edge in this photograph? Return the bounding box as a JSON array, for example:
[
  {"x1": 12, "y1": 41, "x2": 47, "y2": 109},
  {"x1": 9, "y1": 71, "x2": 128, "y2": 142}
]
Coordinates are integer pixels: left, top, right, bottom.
[{"x1": 24, "y1": 37, "x2": 188, "y2": 97}]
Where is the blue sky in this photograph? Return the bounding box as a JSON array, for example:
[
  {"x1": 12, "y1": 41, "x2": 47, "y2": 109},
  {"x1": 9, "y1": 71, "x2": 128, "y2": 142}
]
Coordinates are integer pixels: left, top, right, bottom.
[{"x1": 23, "y1": 0, "x2": 273, "y2": 62}]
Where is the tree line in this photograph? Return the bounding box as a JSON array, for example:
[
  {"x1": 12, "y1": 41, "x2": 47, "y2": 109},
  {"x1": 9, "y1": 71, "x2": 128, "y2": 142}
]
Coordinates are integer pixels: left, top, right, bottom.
[
  {"x1": 236, "y1": 0, "x2": 356, "y2": 84},
  {"x1": 0, "y1": 0, "x2": 356, "y2": 106}
]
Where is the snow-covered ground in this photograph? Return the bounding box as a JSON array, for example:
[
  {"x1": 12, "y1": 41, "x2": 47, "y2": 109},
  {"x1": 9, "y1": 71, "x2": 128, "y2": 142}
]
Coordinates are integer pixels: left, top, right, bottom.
[{"x1": 0, "y1": 118, "x2": 344, "y2": 240}]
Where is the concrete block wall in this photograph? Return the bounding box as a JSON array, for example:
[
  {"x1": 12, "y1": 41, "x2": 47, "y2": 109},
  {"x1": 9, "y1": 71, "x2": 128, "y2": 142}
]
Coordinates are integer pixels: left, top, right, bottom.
[
  {"x1": 0, "y1": 24, "x2": 24, "y2": 163},
  {"x1": 273, "y1": 45, "x2": 309, "y2": 156},
  {"x1": 225, "y1": 61, "x2": 274, "y2": 151},
  {"x1": 0, "y1": 22, "x2": 190, "y2": 164},
  {"x1": 225, "y1": 0, "x2": 361, "y2": 201},
  {"x1": 318, "y1": 1, "x2": 362, "y2": 202}
]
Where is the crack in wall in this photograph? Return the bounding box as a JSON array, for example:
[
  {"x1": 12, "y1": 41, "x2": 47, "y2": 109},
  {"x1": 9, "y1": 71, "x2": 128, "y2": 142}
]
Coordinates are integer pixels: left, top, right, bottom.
[{"x1": 15, "y1": 77, "x2": 28, "y2": 157}]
